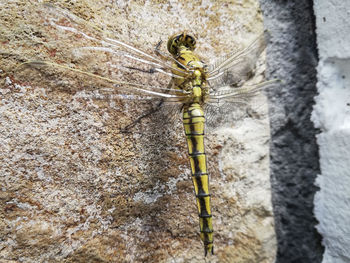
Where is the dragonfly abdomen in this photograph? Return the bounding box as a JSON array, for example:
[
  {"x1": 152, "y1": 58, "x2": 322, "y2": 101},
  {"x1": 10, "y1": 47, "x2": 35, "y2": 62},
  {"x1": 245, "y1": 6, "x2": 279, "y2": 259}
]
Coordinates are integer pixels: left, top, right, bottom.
[{"x1": 183, "y1": 103, "x2": 214, "y2": 256}]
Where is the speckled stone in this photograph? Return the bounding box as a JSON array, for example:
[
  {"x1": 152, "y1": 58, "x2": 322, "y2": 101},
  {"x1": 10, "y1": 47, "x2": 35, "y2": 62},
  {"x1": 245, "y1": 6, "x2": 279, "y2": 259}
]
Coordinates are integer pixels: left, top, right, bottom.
[{"x1": 0, "y1": 1, "x2": 276, "y2": 262}]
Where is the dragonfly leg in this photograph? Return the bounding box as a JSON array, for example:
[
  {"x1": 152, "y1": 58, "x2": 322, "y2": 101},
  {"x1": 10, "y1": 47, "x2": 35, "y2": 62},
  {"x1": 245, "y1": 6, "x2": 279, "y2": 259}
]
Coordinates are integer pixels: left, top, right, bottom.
[
  {"x1": 154, "y1": 39, "x2": 175, "y2": 61},
  {"x1": 124, "y1": 66, "x2": 157, "y2": 74}
]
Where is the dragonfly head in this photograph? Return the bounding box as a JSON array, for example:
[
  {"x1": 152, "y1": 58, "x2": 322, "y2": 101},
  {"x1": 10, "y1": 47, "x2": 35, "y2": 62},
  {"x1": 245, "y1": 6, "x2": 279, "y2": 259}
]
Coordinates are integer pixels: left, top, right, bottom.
[{"x1": 167, "y1": 32, "x2": 196, "y2": 56}]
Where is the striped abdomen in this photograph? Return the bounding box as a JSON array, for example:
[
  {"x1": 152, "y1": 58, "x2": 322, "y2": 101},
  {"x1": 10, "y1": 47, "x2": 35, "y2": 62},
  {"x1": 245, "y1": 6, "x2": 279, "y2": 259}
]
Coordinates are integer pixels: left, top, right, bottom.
[{"x1": 183, "y1": 102, "x2": 213, "y2": 256}]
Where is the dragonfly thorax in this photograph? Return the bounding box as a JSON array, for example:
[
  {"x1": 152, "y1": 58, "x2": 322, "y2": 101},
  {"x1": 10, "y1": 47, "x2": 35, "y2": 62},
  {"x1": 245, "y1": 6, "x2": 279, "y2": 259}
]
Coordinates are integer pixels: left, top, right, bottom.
[{"x1": 167, "y1": 33, "x2": 211, "y2": 104}]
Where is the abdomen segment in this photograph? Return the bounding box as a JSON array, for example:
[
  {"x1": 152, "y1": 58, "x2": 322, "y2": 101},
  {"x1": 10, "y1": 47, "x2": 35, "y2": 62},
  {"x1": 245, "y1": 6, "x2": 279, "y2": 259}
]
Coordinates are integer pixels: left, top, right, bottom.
[{"x1": 183, "y1": 103, "x2": 213, "y2": 256}]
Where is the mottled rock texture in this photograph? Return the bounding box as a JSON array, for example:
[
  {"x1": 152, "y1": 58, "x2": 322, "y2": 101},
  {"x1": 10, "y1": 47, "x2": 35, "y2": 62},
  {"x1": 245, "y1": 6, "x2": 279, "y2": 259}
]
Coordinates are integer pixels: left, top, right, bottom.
[
  {"x1": 0, "y1": 1, "x2": 276, "y2": 262},
  {"x1": 260, "y1": 1, "x2": 324, "y2": 262}
]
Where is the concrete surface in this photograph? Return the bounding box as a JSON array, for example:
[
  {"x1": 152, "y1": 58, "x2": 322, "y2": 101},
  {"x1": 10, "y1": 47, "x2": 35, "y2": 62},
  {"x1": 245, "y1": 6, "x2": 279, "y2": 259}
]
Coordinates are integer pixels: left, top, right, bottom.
[
  {"x1": 260, "y1": 1, "x2": 324, "y2": 262},
  {"x1": 312, "y1": 1, "x2": 350, "y2": 262}
]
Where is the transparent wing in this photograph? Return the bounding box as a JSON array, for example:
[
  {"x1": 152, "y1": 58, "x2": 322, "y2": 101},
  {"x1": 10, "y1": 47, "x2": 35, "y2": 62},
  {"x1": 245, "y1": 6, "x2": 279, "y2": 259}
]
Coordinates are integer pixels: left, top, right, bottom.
[
  {"x1": 208, "y1": 80, "x2": 276, "y2": 103},
  {"x1": 12, "y1": 4, "x2": 193, "y2": 134},
  {"x1": 205, "y1": 79, "x2": 279, "y2": 131},
  {"x1": 204, "y1": 31, "x2": 278, "y2": 131},
  {"x1": 21, "y1": 61, "x2": 189, "y2": 102},
  {"x1": 207, "y1": 31, "x2": 269, "y2": 88},
  {"x1": 23, "y1": 4, "x2": 190, "y2": 101}
]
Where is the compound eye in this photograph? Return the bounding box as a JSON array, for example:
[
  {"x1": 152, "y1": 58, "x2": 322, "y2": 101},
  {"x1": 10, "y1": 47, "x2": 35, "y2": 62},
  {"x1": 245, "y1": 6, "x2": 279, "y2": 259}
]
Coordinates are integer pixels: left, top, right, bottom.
[{"x1": 186, "y1": 35, "x2": 196, "y2": 50}]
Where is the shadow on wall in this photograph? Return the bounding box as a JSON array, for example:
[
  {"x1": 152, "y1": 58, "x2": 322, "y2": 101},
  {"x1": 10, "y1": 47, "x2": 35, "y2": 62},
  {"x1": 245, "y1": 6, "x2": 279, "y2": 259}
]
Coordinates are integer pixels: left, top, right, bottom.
[{"x1": 259, "y1": 1, "x2": 325, "y2": 262}]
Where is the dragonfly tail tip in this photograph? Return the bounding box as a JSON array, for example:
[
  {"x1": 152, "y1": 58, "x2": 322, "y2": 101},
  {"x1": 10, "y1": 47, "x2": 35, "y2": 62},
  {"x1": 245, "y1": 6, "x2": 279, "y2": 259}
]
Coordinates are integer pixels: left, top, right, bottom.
[{"x1": 204, "y1": 244, "x2": 214, "y2": 257}]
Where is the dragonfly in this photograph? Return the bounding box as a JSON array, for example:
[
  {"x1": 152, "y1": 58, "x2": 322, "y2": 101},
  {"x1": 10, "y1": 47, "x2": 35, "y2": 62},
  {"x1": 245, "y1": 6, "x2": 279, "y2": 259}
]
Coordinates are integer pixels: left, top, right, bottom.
[{"x1": 21, "y1": 4, "x2": 275, "y2": 257}]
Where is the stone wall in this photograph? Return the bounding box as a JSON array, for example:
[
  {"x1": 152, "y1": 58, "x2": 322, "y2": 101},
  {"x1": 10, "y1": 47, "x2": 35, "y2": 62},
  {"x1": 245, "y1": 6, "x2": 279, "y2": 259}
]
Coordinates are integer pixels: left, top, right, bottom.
[{"x1": 0, "y1": 1, "x2": 276, "y2": 262}]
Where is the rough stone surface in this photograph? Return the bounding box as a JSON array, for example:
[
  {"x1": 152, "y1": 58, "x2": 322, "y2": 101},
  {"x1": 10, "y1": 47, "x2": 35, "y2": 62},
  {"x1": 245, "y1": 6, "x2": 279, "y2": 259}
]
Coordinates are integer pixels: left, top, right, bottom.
[
  {"x1": 0, "y1": 1, "x2": 276, "y2": 262},
  {"x1": 312, "y1": 1, "x2": 350, "y2": 262},
  {"x1": 259, "y1": 1, "x2": 324, "y2": 262}
]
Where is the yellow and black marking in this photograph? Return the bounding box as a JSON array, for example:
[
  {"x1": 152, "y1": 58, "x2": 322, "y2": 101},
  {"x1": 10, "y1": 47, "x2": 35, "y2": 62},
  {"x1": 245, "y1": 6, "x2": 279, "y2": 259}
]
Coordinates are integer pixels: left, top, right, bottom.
[
  {"x1": 168, "y1": 32, "x2": 213, "y2": 256},
  {"x1": 167, "y1": 32, "x2": 196, "y2": 56},
  {"x1": 183, "y1": 102, "x2": 214, "y2": 256}
]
